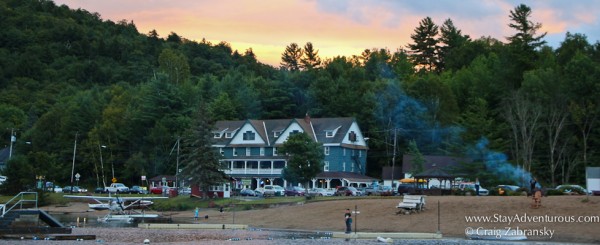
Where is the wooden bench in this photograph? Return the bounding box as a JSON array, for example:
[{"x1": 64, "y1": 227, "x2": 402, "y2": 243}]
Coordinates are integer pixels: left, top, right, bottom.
[{"x1": 396, "y1": 195, "x2": 425, "y2": 215}]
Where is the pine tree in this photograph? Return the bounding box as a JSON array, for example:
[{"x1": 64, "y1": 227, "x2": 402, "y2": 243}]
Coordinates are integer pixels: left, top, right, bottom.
[
  {"x1": 281, "y1": 43, "x2": 303, "y2": 71},
  {"x1": 300, "y1": 42, "x2": 321, "y2": 69},
  {"x1": 180, "y1": 102, "x2": 228, "y2": 199},
  {"x1": 407, "y1": 17, "x2": 440, "y2": 72}
]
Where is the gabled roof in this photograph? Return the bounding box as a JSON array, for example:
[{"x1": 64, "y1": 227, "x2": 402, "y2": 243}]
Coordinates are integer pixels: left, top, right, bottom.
[
  {"x1": 213, "y1": 117, "x2": 364, "y2": 147},
  {"x1": 311, "y1": 117, "x2": 355, "y2": 144}
]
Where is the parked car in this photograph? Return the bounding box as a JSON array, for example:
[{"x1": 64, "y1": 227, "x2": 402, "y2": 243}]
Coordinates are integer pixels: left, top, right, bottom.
[
  {"x1": 397, "y1": 184, "x2": 416, "y2": 195},
  {"x1": 307, "y1": 188, "x2": 335, "y2": 196},
  {"x1": 178, "y1": 187, "x2": 191, "y2": 195},
  {"x1": 335, "y1": 186, "x2": 362, "y2": 196},
  {"x1": 130, "y1": 185, "x2": 148, "y2": 194},
  {"x1": 254, "y1": 187, "x2": 274, "y2": 197},
  {"x1": 239, "y1": 188, "x2": 258, "y2": 196},
  {"x1": 495, "y1": 185, "x2": 521, "y2": 195},
  {"x1": 496, "y1": 185, "x2": 520, "y2": 192},
  {"x1": 284, "y1": 186, "x2": 306, "y2": 196},
  {"x1": 265, "y1": 185, "x2": 285, "y2": 196},
  {"x1": 94, "y1": 187, "x2": 106, "y2": 194},
  {"x1": 53, "y1": 185, "x2": 63, "y2": 193},
  {"x1": 458, "y1": 182, "x2": 489, "y2": 196},
  {"x1": 62, "y1": 186, "x2": 80, "y2": 193},
  {"x1": 75, "y1": 186, "x2": 87, "y2": 193},
  {"x1": 150, "y1": 186, "x2": 171, "y2": 194},
  {"x1": 556, "y1": 185, "x2": 590, "y2": 195}
]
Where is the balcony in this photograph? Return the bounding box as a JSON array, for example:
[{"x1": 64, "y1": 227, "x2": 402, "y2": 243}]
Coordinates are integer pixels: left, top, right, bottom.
[{"x1": 225, "y1": 168, "x2": 283, "y2": 175}]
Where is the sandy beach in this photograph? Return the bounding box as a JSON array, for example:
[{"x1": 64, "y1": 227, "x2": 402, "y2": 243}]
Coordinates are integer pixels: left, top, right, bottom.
[{"x1": 26, "y1": 195, "x2": 600, "y2": 244}]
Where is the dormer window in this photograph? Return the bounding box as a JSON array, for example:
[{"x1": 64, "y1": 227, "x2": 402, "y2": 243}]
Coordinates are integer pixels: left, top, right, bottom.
[
  {"x1": 325, "y1": 130, "x2": 334, "y2": 138},
  {"x1": 213, "y1": 133, "x2": 221, "y2": 138},
  {"x1": 225, "y1": 132, "x2": 233, "y2": 138},
  {"x1": 243, "y1": 131, "x2": 256, "y2": 141},
  {"x1": 274, "y1": 131, "x2": 281, "y2": 137}
]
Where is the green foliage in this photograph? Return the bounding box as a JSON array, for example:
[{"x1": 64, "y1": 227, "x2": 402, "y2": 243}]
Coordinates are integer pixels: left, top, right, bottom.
[
  {"x1": 0, "y1": 0, "x2": 599, "y2": 192},
  {"x1": 407, "y1": 17, "x2": 440, "y2": 72},
  {"x1": 179, "y1": 103, "x2": 228, "y2": 199},
  {"x1": 279, "y1": 133, "x2": 324, "y2": 186},
  {"x1": 406, "y1": 140, "x2": 424, "y2": 175}
]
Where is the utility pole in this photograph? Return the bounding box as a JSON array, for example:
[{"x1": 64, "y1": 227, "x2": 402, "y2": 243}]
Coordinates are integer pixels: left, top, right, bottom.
[
  {"x1": 70, "y1": 132, "x2": 78, "y2": 194},
  {"x1": 391, "y1": 128, "x2": 397, "y2": 188},
  {"x1": 175, "y1": 137, "x2": 180, "y2": 189}
]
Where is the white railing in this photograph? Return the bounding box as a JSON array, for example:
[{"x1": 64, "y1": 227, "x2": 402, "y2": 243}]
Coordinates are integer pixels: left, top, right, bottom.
[
  {"x1": 225, "y1": 169, "x2": 283, "y2": 175},
  {"x1": 1, "y1": 192, "x2": 38, "y2": 217}
]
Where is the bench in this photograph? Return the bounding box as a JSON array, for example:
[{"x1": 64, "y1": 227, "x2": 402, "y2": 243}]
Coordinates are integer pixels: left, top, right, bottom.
[{"x1": 396, "y1": 195, "x2": 425, "y2": 215}]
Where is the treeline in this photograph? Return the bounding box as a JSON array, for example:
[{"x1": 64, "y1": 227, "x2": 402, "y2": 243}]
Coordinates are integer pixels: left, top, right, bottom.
[{"x1": 1, "y1": 0, "x2": 599, "y2": 192}]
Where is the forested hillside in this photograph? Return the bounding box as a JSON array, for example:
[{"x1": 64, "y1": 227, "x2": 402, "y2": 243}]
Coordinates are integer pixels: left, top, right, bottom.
[{"x1": 1, "y1": 0, "x2": 599, "y2": 192}]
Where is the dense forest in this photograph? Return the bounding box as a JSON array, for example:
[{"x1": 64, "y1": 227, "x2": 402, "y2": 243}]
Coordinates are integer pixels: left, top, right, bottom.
[{"x1": 1, "y1": 0, "x2": 600, "y2": 192}]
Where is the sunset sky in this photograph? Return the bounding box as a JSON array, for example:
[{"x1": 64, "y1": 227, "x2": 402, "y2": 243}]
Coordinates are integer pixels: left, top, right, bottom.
[{"x1": 53, "y1": 0, "x2": 600, "y2": 67}]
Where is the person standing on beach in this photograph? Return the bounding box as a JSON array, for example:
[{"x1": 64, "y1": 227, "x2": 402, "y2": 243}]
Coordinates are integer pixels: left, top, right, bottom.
[
  {"x1": 344, "y1": 208, "x2": 352, "y2": 233},
  {"x1": 474, "y1": 178, "x2": 480, "y2": 196}
]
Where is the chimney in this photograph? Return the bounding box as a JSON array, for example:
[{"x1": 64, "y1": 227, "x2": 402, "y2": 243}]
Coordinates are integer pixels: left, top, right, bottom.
[{"x1": 304, "y1": 112, "x2": 311, "y2": 124}]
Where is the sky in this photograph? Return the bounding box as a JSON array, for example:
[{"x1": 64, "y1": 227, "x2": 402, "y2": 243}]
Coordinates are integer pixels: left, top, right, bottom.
[{"x1": 53, "y1": 0, "x2": 600, "y2": 67}]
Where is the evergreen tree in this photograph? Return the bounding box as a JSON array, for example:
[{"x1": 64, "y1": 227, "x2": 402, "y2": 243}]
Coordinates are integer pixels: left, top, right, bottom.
[
  {"x1": 407, "y1": 17, "x2": 440, "y2": 72},
  {"x1": 300, "y1": 42, "x2": 321, "y2": 69},
  {"x1": 406, "y1": 140, "x2": 424, "y2": 175},
  {"x1": 281, "y1": 43, "x2": 303, "y2": 71},
  {"x1": 180, "y1": 103, "x2": 228, "y2": 199},
  {"x1": 439, "y1": 18, "x2": 470, "y2": 71},
  {"x1": 507, "y1": 4, "x2": 547, "y2": 51}
]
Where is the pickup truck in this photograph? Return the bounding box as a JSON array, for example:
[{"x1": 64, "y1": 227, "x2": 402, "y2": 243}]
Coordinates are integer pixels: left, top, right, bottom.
[{"x1": 104, "y1": 183, "x2": 130, "y2": 193}]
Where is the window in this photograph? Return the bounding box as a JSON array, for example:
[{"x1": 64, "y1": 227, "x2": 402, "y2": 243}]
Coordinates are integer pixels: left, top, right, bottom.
[
  {"x1": 342, "y1": 162, "x2": 346, "y2": 171},
  {"x1": 325, "y1": 130, "x2": 334, "y2": 137},
  {"x1": 273, "y1": 131, "x2": 281, "y2": 137},
  {"x1": 343, "y1": 148, "x2": 346, "y2": 156},
  {"x1": 351, "y1": 163, "x2": 354, "y2": 172},
  {"x1": 243, "y1": 131, "x2": 256, "y2": 140},
  {"x1": 219, "y1": 148, "x2": 224, "y2": 156},
  {"x1": 246, "y1": 147, "x2": 251, "y2": 156},
  {"x1": 324, "y1": 146, "x2": 330, "y2": 155},
  {"x1": 273, "y1": 147, "x2": 278, "y2": 156},
  {"x1": 233, "y1": 147, "x2": 238, "y2": 156},
  {"x1": 225, "y1": 132, "x2": 233, "y2": 138},
  {"x1": 290, "y1": 130, "x2": 300, "y2": 135},
  {"x1": 348, "y1": 131, "x2": 357, "y2": 141},
  {"x1": 324, "y1": 161, "x2": 329, "y2": 171},
  {"x1": 359, "y1": 150, "x2": 362, "y2": 157},
  {"x1": 260, "y1": 147, "x2": 265, "y2": 156},
  {"x1": 213, "y1": 133, "x2": 221, "y2": 138}
]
